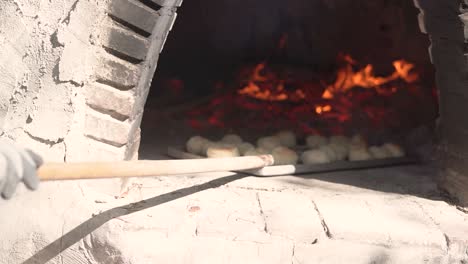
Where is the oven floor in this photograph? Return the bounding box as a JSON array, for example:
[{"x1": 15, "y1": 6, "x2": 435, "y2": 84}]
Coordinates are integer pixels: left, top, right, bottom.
[
  {"x1": 113, "y1": 166, "x2": 467, "y2": 263},
  {"x1": 127, "y1": 108, "x2": 468, "y2": 263}
]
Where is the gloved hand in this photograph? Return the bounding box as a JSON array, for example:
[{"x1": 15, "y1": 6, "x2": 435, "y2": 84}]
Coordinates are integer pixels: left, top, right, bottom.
[{"x1": 0, "y1": 140, "x2": 43, "y2": 199}]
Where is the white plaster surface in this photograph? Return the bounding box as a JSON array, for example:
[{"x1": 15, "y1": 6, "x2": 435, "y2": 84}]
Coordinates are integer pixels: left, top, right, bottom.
[{"x1": 0, "y1": 166, "x2": 466, "y2": 263}]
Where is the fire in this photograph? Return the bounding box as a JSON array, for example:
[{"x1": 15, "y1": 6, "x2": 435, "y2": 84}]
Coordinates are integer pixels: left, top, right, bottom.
[
  {"x1": 322, "y1": 55, "x2": 419, "y2": 99},
  {"x1": 238, "y1": 54, "x2": 419, "y2": 102},
  {"x1": 187, "y1": 53, "x2": 430, "y2": 135},
  {"x1": 238, "y1": 63, "x2": 305, "y2": 102},
  {"x1": 315, "y1": 105, "x2": 332, "y2": 114}
]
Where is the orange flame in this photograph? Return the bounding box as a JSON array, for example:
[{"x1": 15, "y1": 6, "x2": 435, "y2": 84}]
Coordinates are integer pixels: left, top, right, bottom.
[
  {"x1": 322, "y1": 56, "x2": 419, "y2": 99},
  {"x1": 238, "y1": 82, "x2": 288, "y2": 101},
  {"x1": 237, "y1": 63, "x2": 289, "y2": 101},
  {"x1": 238, "y1": 54, "x2": 420, "y2": 104}
]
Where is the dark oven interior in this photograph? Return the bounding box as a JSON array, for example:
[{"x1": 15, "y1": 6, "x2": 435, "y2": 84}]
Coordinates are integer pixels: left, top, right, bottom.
[{"x1": 140, "y1": 0, "x2": 439, "y2": 157}]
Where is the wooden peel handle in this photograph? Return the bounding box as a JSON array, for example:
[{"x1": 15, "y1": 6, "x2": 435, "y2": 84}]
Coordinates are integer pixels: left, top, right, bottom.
[{"x1": 37, "y1": 155, "x2": 274, "y2": 181}]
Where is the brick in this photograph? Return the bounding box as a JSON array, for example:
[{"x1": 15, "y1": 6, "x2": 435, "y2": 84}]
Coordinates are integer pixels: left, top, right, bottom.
[
  {"x1": 151, "y1": 0, "x2": 183, "y2": 7},
  {"x1": 104, "y1": 25, "x2": 149, "y2": 61},
  {"x1": 84, "y1": 112, "x2": 131, "y2": 147},
  {"x1": 151, "y1": 9, "x2": 178, "y2": 57},
  {"x1": 110, "y1": 0, "x2": 158, "y2": 33},
  {"x1": 258, "y1": 191, "x2": 325, "y2": 243},
  {"x1": 94, "y1": 56, "x2": 139, "y2": 89},
  {"x1": 85, "y1": 82, "x2": 135, "y2": 119},
  {"x1": 153, "y1": 7, "x2": 177, "y2": 40}
]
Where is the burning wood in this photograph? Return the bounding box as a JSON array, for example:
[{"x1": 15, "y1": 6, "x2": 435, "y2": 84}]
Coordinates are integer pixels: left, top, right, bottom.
[{"x1": 185, "y1": 53, "x2": 435, "y2": 137}]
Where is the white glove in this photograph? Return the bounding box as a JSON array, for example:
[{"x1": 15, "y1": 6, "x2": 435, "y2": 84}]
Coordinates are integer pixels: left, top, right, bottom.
[{"x1": 0, "y1": 140, "x2": 43, "y2": 199}]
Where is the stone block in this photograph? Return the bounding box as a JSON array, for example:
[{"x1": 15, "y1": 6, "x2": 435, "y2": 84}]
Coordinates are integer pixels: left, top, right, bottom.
[
  {"x1": 85, "y1": 82, "x2": 135, "y2": 119},
  {"x1": 94, "y1": 55, "x2": 139, "y2": 89},
  {"x1": 104, "y1": 24, "x2": 149, "y2": 61},
  {"x1": 110, "y1": 0, "x2": 158, "y2": 34},
  {"x1": 84, "y1": 111, "x2": 131, "y2": 147}
]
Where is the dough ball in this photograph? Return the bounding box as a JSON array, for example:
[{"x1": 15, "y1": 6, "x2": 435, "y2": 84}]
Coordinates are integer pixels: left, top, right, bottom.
[
  {"x1": 348, "y1": 147, "x2": 372, "y2": 161},
  {"x1": 238, "y1": 142, "x2": 255, "y2": 155},
  {"x1": 368, "y1": 146, "x2": 392, "y2": 159},
  {"x1": 329, "y1": 135, "x2": 350, "y2": 146},
  {"x1": 271, "y1": 146, "x2": 299, "y2": 165},
  {"x1": 306, "y1": 135, "x2": 328, "y2": 149},
  {"x1": 319, "y1": 145, "x2": 338, "y2": 161},
  {"x1": 350, "y1": 134, "x2": 367, "y2": 148},
  {"x1": 382, "y1": 143, "x2": 405, "y2": 157},
  {"x1": 276, "y1": 130, "x2": 297, "y2": 148},
  {"x1": 244, "y1": 147, "x2": 270, "y2": 156},
  {"x1": 221, "y1": 134, "x2": 243, "y2": 145},
  {"x1": 301, "y1": 149, "x2": 332, "y2": 165},
  {"x1": 186, "y1": 136, "x2": 209, "y2": 155},
  {"x1": 206, "y1": 143, "x2": 240, "y2": 158},
  {"x1": 201, "y1": 140, "x2": 218, "y2": 156},
  {"x1": 328, "y1": 143, "x2": 348, "y2": 161},
  {"x1": 257, "y1": 136, "x2": 282, "y2": 151}
]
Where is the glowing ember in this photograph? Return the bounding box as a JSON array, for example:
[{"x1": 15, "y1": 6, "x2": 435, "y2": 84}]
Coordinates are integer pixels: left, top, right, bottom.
[
  {"x1": 186, "y1": 53, "x2": 433, "y2": 136},
  {"x1": 316, "y1": 105, "x2": 332, "y2": 114}
]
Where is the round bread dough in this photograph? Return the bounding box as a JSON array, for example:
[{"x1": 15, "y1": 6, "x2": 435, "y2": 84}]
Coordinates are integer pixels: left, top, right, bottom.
[
  {"x1": 306, "y1": 135, "x2": 328, "y2": 149},
  {"x1": 244, "y1": 147, "x2": 270, "y2": 156},
  {"x1": 206, "y1": 143, "x2": 240, "y2": 158},
  {"x1": 368, "y1": 146, "x2": 392, "y2": 159},
  {"x1": 301, "y1": 149, "x2": 332, "y2": 164},
  {"x1": 221, "y1": 134, "x2": 243, "y2": 145},
  {"x1": 276, "y1": 130, "x2": 297, "y2": 148},
  {"x1": 350, "y1": 134, "x2": 367, "y2": 148},
  {"x1": 238, "y1": 142, "x2": 255, "y2": 155},
  {"x1": 382, "y1": 143, "x2": 405, "y2": 157},
  {"x1": 271, "y1": 146, "x2": 299, "y2": 165},
  {"x1": 257, "y1": 136, "x2": 282, "y2": 151},
  {"x1": 319, "y1": 145, "x2": 338, "y2": 161},
  {"x1": 186, "y1": 136, "x2": 209, "y2": 155},
  {"x1": 348, "y1": 146, "x2": 372, "y2": 161},
  {"x1": 200, "y1": 140, "x2": 218, "y2": 156},
  {"x1": 330, "y1": 135, "x2": 350, "y2": 146},
  {"x1": 328, "y1": 143, "x2": 348, "y2": 161}
]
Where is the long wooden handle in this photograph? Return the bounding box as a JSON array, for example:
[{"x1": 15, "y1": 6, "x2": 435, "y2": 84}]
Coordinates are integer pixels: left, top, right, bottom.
[{"x1": 37, "y1": 155, "x2": 274, "y2": 181}]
